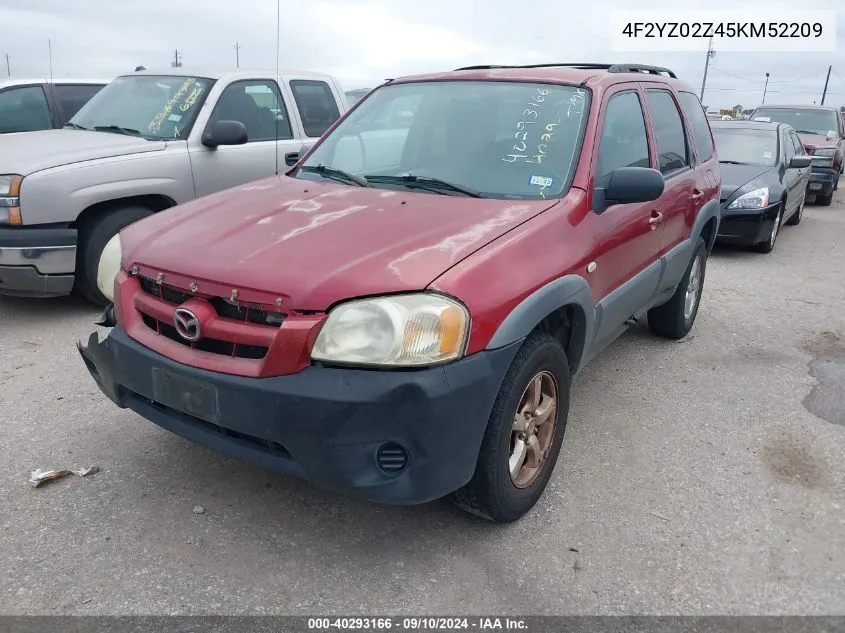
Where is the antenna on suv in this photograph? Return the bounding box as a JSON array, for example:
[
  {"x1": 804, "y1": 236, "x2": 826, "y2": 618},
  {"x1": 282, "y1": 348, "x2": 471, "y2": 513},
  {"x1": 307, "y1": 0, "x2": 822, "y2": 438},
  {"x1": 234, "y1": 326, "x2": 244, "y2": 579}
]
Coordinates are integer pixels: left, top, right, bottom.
[{"x1": 274, "y1": 0, "x2": 281, "y2": 176}]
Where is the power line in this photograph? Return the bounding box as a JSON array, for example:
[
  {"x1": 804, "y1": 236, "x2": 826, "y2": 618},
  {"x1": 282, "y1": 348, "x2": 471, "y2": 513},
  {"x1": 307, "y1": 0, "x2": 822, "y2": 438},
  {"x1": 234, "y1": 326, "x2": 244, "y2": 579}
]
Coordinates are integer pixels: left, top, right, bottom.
[
  {"x1": 710, "y1": 66, "x2": 827, "y2": 85},
  {"x1": 704, "y1": 86, "x2": 845, "y2": 95}
]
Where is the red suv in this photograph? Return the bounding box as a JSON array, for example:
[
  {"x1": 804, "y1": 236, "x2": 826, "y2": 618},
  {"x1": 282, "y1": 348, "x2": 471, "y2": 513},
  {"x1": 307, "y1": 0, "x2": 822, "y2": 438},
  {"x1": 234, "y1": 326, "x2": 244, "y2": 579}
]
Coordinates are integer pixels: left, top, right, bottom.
[{"x1": 79, "y1": 62, "x2": 720, "y2": 522}]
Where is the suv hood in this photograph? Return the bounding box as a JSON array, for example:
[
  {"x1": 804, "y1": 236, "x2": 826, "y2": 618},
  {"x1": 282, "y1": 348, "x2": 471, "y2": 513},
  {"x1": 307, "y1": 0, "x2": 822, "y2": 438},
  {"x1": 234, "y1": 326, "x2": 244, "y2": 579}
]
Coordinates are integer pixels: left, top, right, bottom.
[
  {"x1": 0, "y1": 129, "x2": 166, "y2": 175},
  {"x1": 121, "y1": 176, "x2": 557, "y2": 309}
]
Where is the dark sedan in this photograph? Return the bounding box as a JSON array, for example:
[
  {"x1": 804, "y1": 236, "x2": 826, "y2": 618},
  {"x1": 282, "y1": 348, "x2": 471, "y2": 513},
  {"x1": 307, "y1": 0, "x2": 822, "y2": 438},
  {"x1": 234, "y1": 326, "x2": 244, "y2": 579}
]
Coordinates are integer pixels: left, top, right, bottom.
[{"x1": 711, "y1": 120, "x2": 812, "y2": 253}]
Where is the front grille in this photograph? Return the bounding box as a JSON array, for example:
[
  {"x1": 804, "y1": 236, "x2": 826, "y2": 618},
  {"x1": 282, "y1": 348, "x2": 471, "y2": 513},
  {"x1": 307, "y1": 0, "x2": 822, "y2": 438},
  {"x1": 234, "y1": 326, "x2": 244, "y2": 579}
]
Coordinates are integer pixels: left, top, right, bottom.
[
  {"x1": 134, "y1": 275, "x2": 284, "y2": 360},
  {"x1": 138, "y1": 276, "x2": 285, "y2": 327},
  {"x1": 140, "y1": 314, "x2": 268, "y2": 359}
]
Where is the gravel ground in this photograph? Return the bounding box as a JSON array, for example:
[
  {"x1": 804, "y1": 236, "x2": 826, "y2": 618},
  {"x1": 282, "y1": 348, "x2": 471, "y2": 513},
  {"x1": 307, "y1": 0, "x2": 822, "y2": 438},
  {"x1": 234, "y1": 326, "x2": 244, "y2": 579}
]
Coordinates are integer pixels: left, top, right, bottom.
[{"x1": 1, "y1": 183, "x2": 844, "y2": 615}]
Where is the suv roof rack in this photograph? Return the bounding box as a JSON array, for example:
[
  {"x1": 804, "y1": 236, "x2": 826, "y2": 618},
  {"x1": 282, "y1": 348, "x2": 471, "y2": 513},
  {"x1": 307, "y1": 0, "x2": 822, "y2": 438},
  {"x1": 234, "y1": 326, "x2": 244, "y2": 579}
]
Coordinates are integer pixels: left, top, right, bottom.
[{"x1": 453, "y1": 63, "x2": 677, "y2": 79}]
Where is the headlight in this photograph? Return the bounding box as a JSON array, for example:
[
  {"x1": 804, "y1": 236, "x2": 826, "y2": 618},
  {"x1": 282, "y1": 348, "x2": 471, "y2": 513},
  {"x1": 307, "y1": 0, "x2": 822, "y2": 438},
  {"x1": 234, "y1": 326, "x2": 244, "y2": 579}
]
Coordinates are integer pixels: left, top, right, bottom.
[
  {"x1": 96, "y1": 233, "x2": 123, "y2": 303},
  {"x1": 813, "y1": 148, "x2": 836, "y2": 157},
  {"x1": 0, "y1": 175, "x2": 23, "y2": 225},
  {"x1": 727, "y1": 186, "x2": 769, "y2": 210},
  {"x1": 311, "y1": 293, "x2": 470, "y2": 367}
]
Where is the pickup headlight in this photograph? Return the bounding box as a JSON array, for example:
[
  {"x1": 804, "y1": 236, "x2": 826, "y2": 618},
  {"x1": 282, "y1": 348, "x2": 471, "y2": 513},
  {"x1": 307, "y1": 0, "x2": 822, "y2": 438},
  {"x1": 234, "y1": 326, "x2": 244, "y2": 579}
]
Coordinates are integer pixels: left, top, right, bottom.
[
  {"x1": 311, "y1": 293, "x2": 470, "y2": 367},
  {"x1": 96, "y1": 234, "x2": 123, "y2": 303},
  {"x1": 728, "y1": 186, "x2": 769, "y2": 210},
  {"x1": 813, "y1": 148, "x2": 836, "y2": 157},
  {"x1": 0, "y1": 174, "x2": 23, "y2": 225}
]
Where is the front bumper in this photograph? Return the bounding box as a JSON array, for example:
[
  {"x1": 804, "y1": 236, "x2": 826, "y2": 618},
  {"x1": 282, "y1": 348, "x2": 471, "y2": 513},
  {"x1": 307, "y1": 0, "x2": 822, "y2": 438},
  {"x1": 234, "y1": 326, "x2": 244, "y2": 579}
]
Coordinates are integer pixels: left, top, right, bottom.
[
  {"x1": 807, "y1": 166, "x2": 838, "y2": 197},
  {"x1": 716, "y1": 202, "x2": 780, "y2": 245},
  {"x1": 0, "y1": 226, "x2": 77, "y2": 298},
  {"x1": 78, "y1": 325, "x2": 520, "y2": 504}
]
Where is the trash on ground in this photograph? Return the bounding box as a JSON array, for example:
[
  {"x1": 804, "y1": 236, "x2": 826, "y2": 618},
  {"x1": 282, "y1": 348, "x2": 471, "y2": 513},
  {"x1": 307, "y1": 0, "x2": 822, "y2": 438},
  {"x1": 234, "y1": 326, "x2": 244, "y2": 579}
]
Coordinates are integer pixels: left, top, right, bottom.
[
  {"x1": 29, "y1": 465, "x2": 100, "y2": 487},
  {"x1": 192, "y1": 505, "x2": 205, "y2": 514}
]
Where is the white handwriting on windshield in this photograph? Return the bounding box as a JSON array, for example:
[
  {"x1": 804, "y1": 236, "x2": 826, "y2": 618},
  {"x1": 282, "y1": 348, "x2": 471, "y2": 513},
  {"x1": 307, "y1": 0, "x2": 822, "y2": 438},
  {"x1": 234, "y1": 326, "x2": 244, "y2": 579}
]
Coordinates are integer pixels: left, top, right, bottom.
[{"x1": 502, "y1": 88, "x2": 551, "y2": 164}]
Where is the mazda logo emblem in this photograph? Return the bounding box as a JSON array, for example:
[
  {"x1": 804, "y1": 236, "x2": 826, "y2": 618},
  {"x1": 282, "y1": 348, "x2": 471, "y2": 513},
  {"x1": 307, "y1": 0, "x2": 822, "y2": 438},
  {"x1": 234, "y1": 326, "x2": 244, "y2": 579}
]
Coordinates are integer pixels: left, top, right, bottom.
[{"x1": 173, "y1": 308, "x2": 201, "y2": 342}]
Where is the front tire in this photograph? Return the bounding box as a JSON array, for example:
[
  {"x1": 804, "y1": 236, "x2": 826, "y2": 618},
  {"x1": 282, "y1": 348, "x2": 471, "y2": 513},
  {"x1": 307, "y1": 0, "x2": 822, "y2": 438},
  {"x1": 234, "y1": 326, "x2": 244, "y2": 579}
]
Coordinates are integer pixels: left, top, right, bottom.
[
  {"x1": 753, "y1": 204, "x2": 783, "y2": 253},
  {"x1": 449, "y1": 332, "x2": 570, "y2": 522},
  {"x1": 648, "y1": 237, "x2": 707, "y2": 340},
  {"x1": 75, "y1": 206, "x2": 153, "y2": 306}
]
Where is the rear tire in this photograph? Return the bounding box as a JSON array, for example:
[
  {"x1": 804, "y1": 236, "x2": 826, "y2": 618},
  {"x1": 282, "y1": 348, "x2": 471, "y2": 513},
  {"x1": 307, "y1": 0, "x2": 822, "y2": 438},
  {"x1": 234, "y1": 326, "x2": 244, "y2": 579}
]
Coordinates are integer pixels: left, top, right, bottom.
[
  {"x1": 449, "y1": 332, "x2": 570, "y2": 522},
  {"x1": 648, "y1": 237, "x2": 707, "y2": 340},
  {"x1": 75, "y1": 206, "x2": 153, "y2": 306}
]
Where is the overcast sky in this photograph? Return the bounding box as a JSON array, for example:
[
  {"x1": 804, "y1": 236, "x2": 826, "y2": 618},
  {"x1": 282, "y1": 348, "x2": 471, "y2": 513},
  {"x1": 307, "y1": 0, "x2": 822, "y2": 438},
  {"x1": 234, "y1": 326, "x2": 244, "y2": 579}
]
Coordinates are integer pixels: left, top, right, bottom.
[{"x1": 1, "y1": 0, "x2": 843, "y2": 110}]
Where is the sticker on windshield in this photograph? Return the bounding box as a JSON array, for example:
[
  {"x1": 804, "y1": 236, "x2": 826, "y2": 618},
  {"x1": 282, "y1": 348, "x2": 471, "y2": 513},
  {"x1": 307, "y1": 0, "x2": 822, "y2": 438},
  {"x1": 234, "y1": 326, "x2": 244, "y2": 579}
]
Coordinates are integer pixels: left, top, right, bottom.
[
  {"x1": 530, "y1": 175, "x2": 553, "y2": 188},
  {"x1": 763, "y1": 151, "x2": 773, "y2": 160},
  {"x1": 167, "y1": 114, "x2": 183, "y2": 122},
  {"x1": 753, "y1": 116, "x2": 771, "y2": 122}
]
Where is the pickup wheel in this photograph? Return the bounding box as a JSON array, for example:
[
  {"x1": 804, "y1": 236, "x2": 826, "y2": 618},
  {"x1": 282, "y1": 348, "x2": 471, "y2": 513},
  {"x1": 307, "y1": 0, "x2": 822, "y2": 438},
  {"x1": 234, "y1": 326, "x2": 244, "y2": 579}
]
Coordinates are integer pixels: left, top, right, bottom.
[
  {"x1": 449, "y1": 332, "x2": 570, "y2": 522},
  {"x1": 647, "y1": 236, "x2": 707, "y2": 340},
  {"x1": 75, "y1": 206, "x2": 153, "y2": 306}
]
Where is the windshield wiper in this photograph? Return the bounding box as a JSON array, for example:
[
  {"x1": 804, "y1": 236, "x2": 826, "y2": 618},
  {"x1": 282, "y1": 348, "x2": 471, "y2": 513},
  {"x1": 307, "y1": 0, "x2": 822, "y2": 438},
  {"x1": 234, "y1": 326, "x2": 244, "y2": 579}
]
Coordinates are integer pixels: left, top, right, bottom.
[
  {"x1": 299, "y1": 164, "x2": 370, "y2": 187},
  {"x1": 794, "y1": 129, "x2": 822, "y2": 135},
  {"x1": 63, "y1": 122, "x2": 88, "y2": 130},
  {"x1": 93, "y1": 125, "x2": 142, "y2": 137},
  {"x1": 719, "y1": 160, "x2": 752, "y2": 165},
  {"x1": 363, "y1": 174, "x2": 483, "y2": 198}
]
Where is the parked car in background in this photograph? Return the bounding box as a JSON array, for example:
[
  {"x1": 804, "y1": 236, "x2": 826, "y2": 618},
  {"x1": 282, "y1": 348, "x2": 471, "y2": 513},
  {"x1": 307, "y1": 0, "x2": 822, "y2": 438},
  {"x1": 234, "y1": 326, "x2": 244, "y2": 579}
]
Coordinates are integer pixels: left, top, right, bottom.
[
  {"x1": 0, "y1": 67, "x2": 347, "y2": 305},
  {"x1": 344, "y1": 88, "x2": 371, "y2": 107},
  {"x1": 0, "y1": 77, "x2": 109, "y2": 134},
  {"x1": 80, "y1": 62, "x2": 720, "y2": 523},
  {"x1": 711, "y1": 120, "x2": 811, "y2": 253},
  {"x1": 749, "y1": 104, "x2": 845, "y2": 206}
]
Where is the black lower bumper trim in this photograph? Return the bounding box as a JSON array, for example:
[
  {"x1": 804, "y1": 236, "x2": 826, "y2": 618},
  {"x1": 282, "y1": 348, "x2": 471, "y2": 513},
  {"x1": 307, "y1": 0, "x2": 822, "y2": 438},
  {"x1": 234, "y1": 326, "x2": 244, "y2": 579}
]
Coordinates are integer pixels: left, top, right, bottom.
[{"x1": 78, "y1": 326, "x2": 521, "y2": 504}]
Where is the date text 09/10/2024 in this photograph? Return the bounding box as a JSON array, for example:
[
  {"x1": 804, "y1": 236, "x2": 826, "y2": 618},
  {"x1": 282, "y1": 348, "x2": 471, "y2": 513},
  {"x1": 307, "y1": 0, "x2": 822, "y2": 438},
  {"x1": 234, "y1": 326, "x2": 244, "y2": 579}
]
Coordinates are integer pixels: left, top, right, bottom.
[{"x1": 307, "y1": 617, "x2": 528, "y2": 631}]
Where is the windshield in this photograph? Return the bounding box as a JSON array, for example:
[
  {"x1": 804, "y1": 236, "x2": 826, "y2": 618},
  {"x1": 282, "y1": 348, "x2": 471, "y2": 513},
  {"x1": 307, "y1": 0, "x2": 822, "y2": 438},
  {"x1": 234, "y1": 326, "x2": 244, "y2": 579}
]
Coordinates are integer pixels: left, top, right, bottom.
[
  {"x1": 297, "y1": 80, "x2": 590, "y2": 199},
  {"x1": 712, "y1": 127, "x2": 779, "y2": 166},
  {"x1": 751, "y1": 108, "x2": 839, "y2": 136},
  {"x1": 70, "y1": 75, "x2": 214, "y2": 140}
]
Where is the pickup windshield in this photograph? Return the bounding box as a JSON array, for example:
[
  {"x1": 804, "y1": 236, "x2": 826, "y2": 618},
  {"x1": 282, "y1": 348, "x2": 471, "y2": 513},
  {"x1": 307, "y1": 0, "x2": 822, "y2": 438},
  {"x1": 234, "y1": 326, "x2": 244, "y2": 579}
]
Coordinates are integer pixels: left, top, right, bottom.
[
  {"x1": 297, "y1": 80, "x2": 591, "y2": 199},
  {"x1": 752, "y1": 107, "x2": 840, "y2": 136},
  {"x1": 69, "y1": 75, "x2": 214, "y2": 140}
]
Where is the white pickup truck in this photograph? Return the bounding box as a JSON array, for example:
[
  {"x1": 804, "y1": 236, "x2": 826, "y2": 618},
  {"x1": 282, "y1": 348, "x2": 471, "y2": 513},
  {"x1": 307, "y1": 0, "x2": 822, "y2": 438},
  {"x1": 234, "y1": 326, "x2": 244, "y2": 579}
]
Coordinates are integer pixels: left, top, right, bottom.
[{"x1": 0, "y1": 67, "x2": 347, "y2": 305}]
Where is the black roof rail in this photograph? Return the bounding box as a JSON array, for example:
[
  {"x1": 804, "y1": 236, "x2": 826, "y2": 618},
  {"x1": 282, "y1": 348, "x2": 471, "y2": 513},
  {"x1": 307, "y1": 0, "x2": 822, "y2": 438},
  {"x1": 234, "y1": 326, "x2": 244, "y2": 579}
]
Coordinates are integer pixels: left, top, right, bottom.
[{"x1": 452, "y1": 62, "x2": 677, "y2": 79}]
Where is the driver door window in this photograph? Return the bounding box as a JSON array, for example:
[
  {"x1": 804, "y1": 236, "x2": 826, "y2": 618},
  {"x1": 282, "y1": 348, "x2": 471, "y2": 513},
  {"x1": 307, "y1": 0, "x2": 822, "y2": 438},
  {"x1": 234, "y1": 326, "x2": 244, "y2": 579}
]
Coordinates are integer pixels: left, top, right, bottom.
[
  {"x1": 207, "y1": 80, "x2": 292, "y2": 142},
  {"x1": 0, "y1": 85, "x2": 52, "y2": 133}
]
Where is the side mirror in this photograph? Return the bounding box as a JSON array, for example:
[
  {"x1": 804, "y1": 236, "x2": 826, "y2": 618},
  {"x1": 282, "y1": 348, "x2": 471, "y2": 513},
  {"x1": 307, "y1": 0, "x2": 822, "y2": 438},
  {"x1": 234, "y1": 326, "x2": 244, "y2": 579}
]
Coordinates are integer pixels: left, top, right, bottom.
[
  {"x1": 789, "y1": 155, "x2": 812, "y2": 168},
  {"x1": 202, "y1": 120, "x2": 248, "y2": 148},
  {"x1": 594, "y1": 167, "x2": 665, "y2": 213}
]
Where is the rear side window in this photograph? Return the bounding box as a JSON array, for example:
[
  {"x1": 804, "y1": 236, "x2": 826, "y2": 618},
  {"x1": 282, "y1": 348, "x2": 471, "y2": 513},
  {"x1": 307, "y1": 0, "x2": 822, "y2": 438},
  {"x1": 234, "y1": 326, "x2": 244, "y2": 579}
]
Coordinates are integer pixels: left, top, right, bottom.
[
  {"x1": 0, "y1": 85, "x2": 52, "y2": 133},
  {"x1": 289, "y1": 80, "x2": 341, "y2": 137},
  {"x1": 595, "y1": 91, "x2": 650, "y2": 189},
  {"x1": 54, "y1": 84, "x2": 104, "y2": 122},
  {"x1": 645, "y1": 89, "x2": 690, "y2": 175},
  {"x1": 677, "y1": 91, "x2": 714, "y2": 163}
]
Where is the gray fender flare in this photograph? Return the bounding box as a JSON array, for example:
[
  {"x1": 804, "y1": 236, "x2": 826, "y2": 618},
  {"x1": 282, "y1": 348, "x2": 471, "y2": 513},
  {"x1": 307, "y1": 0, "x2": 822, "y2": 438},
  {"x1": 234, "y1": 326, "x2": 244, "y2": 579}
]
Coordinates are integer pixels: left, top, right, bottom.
[
  {"x1": 485, "y1": 274, "x2": 595, "y2": 374},
  {"x1": 693, "y1": 198, "x2": 720, "y2": 251}
]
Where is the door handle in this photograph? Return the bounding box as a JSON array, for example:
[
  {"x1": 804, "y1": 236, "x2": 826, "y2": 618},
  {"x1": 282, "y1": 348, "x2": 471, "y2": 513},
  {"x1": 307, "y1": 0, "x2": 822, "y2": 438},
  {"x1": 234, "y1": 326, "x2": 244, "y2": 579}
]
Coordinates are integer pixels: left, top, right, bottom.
[
  {"x1": 284, "y1": 152, "x2": 300, "y2": 167},
  {"x1": 648, "y1": 211, "x2": 663, "y2": 230}
]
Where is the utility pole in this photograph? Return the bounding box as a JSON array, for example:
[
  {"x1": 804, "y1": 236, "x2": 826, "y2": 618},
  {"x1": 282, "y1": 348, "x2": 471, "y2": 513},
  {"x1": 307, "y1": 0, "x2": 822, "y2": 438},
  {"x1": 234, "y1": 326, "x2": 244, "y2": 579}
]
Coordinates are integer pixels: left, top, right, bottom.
[
  {"x1": 821, "y1": 65, "x2": 832, "y2": 105},
  {"x1": 4, "y1": 53, "x2": 9, "y2": 77},
  {"x1": 699, "y1": 36, "x2": 714, "y2": 102},
  {"x1": 171, "y1": 49, "x2": 182, "y2": 68},
  {"x1": 762, "y1": 72, "x2": 770, "y2": 105},
  {"x1": 234, "y1": 42, "x2": 241, "y2": 68}
]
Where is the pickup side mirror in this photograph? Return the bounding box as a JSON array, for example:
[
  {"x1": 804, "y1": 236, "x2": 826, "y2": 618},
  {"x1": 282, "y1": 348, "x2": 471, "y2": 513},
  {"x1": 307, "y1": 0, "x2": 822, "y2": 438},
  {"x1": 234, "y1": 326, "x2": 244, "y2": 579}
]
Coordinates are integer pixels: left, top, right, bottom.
[
  {"x1": 788, "y1": 155, "x2": 812, "y2": 168},
  {"x1": 593, "y1": 167, "x2": 665, "y2": 213},
  {"x1": 202, "y1": 120, "x2": 248, "y2": 148}
]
